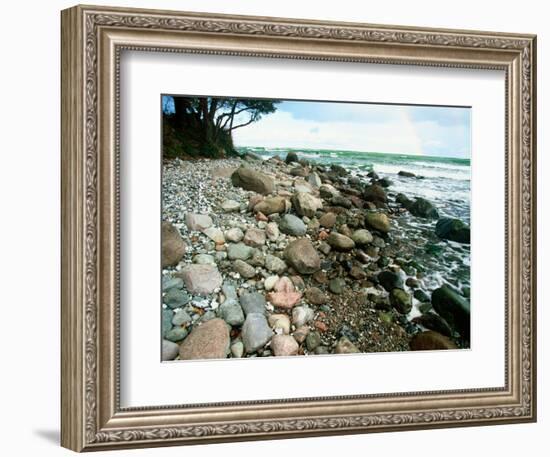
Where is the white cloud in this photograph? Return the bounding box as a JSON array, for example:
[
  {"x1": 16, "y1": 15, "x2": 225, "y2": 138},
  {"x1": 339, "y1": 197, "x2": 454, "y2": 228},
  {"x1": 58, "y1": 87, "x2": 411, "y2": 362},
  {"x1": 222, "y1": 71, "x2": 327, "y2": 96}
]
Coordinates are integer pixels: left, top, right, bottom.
[{"x1": 233, "y1": 111, "x2": 425, "y2": 155}]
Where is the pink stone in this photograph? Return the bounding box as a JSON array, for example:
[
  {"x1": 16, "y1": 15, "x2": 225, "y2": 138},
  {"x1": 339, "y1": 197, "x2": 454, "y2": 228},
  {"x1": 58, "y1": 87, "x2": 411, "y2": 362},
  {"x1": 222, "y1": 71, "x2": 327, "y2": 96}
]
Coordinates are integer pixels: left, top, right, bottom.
[{"x1": 271, "y1": 334, "x2": 299, "y2": 356}]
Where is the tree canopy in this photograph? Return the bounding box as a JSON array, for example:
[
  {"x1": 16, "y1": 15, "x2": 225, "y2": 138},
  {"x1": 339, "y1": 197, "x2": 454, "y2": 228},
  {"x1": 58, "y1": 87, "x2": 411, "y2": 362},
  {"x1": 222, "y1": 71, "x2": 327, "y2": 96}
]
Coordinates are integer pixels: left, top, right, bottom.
[{"x1": 163, "y1": 96, "x2": 279, "y2": 158}]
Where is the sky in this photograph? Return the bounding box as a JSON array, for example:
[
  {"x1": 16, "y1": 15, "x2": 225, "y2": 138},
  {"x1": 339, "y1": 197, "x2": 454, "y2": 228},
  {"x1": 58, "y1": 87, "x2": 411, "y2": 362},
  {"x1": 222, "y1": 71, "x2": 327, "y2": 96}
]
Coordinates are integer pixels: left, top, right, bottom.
[{"x1": 232, "y1": 100, "x2": 471, "y2": 158}]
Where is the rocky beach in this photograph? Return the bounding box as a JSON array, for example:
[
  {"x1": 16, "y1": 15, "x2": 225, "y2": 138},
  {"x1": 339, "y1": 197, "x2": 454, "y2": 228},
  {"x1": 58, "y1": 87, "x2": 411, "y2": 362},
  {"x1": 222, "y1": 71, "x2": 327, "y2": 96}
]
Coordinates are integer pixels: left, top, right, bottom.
[{"x1": 161, "y1": 151, "x2": 471, "y2": 361}]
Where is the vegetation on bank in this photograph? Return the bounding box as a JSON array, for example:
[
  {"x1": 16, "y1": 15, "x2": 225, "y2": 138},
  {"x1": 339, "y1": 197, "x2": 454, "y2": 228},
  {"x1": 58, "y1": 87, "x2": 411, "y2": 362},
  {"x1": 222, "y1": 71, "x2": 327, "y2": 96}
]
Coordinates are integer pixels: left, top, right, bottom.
[{"x1": 162, "y1": 96, "x2": 279, "y2": 159}]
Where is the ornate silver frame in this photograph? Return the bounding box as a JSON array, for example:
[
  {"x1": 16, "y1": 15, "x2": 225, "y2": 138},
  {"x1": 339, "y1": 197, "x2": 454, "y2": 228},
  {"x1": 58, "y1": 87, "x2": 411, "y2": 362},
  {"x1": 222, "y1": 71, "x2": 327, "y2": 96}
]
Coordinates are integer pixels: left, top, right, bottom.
[{"x1": 61, "y1": 4, "x2": 537, "y2": 451}]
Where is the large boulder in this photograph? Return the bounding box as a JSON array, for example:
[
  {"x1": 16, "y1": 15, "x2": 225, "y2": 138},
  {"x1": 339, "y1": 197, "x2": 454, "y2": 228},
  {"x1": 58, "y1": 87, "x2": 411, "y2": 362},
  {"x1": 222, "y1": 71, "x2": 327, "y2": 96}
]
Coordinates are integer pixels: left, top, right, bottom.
[
  {"x1": 177, "y1": 264, "x2": 222, "y2": 296},
  {"x1": 231, "y1": 167, "x2": 275, "y2": 195},
  {"x1": 284, "y1": 238, "x2": 321, "y2": 274},
  {"x1": 253, "y1": 196, "x2": 287, "y2": 215},
  {"x1": 431, "y1": 285, "x2": 470, "y2": 339},
  {"x1": 161, "y1": 221, "x2": 186, "y2": 268},
  {"x1": 378, "y1": 270, "x2": 404, "y2": 292},
  {"x1": 435, "y1": 217, "x2": 471, "y2": 244},
  {"x1": 242, "y1": 313, "x2": 273, "y2": 353},
  {"x1": 179, "y1": 318, "x2": 230, "y2": 360},
  {"x1": 327, "y1": 232, "x2": 355, "y2": 251},
  {"x1": 285, "y1": 151, "x2": 299, "y2": 164},
  {"x1": 390, "y1": 288, "x2": 412, "y2": 314},
  {"x1": 410, "y1": 331, "x2": 458, "y2": 351},
  {"x1": 408, "y1": 197, "x2": 439, "y2": 219},
  {"x1": 412, "y1": 313, "x2": 453, "y2": 337},
  {"x1": 291, "y1": 192, "x2": 323, "y2": 218},
  {"x1": 279, "y1": 214, "x2": 307, "y2": 236},
  {"x1": 363, "y1": 184, "x2": 387, "y2": 205},
  {"x1": 398, "y1": 170, "x2": 416, "y2": 178},
  {"x1": 365, "y1": 212, "x2": 391, "y2": 233}
]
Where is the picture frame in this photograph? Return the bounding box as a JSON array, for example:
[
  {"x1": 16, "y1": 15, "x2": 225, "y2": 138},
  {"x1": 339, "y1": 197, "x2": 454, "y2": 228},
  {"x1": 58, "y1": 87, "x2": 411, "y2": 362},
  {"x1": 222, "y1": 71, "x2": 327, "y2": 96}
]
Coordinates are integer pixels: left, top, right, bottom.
[{"x1": 60, "y1": 4, "x2": 537, "y2": 452}]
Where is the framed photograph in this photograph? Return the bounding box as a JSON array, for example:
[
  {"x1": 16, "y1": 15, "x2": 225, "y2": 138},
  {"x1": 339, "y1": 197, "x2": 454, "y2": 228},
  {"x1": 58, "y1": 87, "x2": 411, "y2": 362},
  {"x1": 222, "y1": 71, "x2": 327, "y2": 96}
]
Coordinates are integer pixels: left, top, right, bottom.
[{"x1": 61, "y1": 4, "x2": 537, "y2": 451}]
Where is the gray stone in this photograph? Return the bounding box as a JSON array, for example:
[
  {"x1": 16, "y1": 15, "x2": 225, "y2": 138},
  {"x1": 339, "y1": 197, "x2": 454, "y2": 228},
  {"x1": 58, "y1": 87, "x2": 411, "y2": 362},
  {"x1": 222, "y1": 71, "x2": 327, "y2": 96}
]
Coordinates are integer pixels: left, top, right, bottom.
[
  {"x1": 234, "y1": 259, "x2": 256, "y2": 279},
  {"x1": 239, "y1": 292, "x2": 267, "y2": 316},
  {"x1": 193, "y1": 253, "x2": 216, "y2": 265},
  {"x1": 278, "y1": 214, "x2": 307, "y2": 236},
  {"x1": 307, "y1": 172, "x2": 322, "y2": 188},
  {"x1": 162, "y1": 276, "x2": 184, "y2": 292},
  {"x1": 292, "y1": 305, "x2": 315, "y2": 327},
  {"x1": 162, "y1": 309, "x2": 174, "y2": 337},
  {"x1": 162, "y1": 339, "x2": 179, "y2": 361},
  {"x1": 227, "y1": 242, "x2": 253, "y2": 260},
  {"x1": 291, "y1": 192, "x2": 323, "y2": 217},
  {"x1": 172, "y1": 309, "x2": 192, "y2": 326},
  {"x1": 230, "y1": 340, "x2": 244, "y2": 358},
  {"x1": 242, "y1": 313, "x2": 273, "y2": 353},
  {"x1": 220, "y1": 199, "x2": 241, "y2": 213},
  {"x1": 329, "y1": 278, "x2": 345, "y2": 295},
  {"x1": 218, "y1": 299, "x2": 244, "y2": 326},
  {"x1": 225, "y1": 227, "x2": 244, "y2": 243},
  {"x1": 202, "y1": 227, "x2": 225, "y2": 244},
  {"x1": 164, "y1": 326, "x2": 189, "y2": 342},
  {"x1": 264, "y1": 275, "x2": 279, "y2": 291},
  {"x1": 185, "y1": 213, "x2": 213, "y2": 231},
  {"x1": 163, "y1": 288, "x2": 190, "y2": 309},
  {"x1": 306, "y1": 331, "x2": 322, "y2": 351},
  {"x1": 265, "y1": 254, "x2": 287, "y2": 274},
  {"x1": 177, "y1": 264, "x2": 223, "y2": 296}
]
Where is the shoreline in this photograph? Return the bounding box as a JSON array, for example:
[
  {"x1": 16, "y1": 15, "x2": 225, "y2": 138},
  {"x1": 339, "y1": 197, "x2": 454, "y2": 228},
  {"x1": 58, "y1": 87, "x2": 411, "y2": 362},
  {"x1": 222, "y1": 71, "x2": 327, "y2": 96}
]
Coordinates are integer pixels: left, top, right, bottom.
[{"x1": 161, "y1": 152, "x2": 471, "y2": 361}]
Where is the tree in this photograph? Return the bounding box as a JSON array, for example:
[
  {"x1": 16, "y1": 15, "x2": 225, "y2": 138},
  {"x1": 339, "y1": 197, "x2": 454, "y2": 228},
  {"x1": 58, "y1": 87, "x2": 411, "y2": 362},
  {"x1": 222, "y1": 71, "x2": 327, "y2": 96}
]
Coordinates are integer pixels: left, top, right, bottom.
[{"x1": 163, "y1": 96, "x2": 279, "y2": 158}]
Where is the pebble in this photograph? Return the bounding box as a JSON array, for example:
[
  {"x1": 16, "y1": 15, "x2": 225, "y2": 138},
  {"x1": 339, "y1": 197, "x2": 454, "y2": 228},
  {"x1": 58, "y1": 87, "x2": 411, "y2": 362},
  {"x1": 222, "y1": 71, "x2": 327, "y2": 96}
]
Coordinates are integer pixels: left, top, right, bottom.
[
  {"x1": 220, "y1": 199, "x2": 241, "y2": 212},
  {"x1": 163, "y1": 288, "x2": 190, "y2": 308},
  {"x1": 164, "y1": 326, "x2": 189, "y2": 342},
  {"x1": 172, "y1": 309, "x2": 192, "y2": 326},
  {"x1": 242, "y1": 313, "x2": 273, "y2": 353},
  {"x1": 239, "y1": 292, "x2": 267, "y2": 315},
  {"x1": 271, "y1": 334, "x2": 299, "y2": 356},
  {"x1": 292, "y1": 305, "x2": 315, "y2": 327},
  {"x1": 264, "y1": 275, "x2": 279, "y2": 291},
  {"x1": 268, "y1": 314, "x2": 291, "y2": 334},
  {"x1": 193, "y1": 253, "x2": 216, "y2": 265},
  {"x1": 234, "y1": 259, "x2": 256, "y2": 279},
  {"x1": 203, "y1": 227, "x2": 225, "y2": 244},
  {"x1": 227, "y1": 242, "x2": 253, "y2": 260},
  {"x1": 230, "y1": 340, "x2": 244, "y2": 358},
  {"x1": 185, "y1": 213, "x2": 213, "y2": 231},
  {"x1": 162, "y1": 339, "x2": 179, "y2": 361},
  {"x1": 225, "y1": 227, "x2": 244, "y2": 243}
]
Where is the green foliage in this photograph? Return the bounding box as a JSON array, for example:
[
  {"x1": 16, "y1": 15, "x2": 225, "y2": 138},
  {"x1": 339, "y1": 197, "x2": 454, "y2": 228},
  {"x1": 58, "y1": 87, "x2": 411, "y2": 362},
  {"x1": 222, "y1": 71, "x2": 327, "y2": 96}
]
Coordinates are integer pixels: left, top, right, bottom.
[{"x1": 162, "y1": 96, "x2": 279, "y2": 159}]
